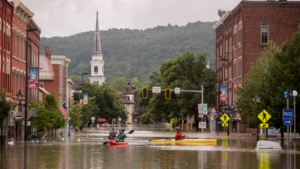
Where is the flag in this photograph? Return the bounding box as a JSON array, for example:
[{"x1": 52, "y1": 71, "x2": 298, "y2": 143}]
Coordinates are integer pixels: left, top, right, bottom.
[{"x1": 59, "y1": 103, "x2": 68, "y2": 119}]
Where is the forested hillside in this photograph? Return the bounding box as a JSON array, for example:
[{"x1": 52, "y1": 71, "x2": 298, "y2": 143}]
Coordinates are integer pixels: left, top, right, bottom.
[{"x1": 40, "y1": 21, "x2": 216, "y2": 83}]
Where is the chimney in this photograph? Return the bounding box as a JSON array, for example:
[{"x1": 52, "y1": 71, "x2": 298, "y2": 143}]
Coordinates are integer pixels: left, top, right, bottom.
[
  {"x1": 49, "y1": 52, "x2": 51, "y2": 60},
  {"x1": 45, "y1": 47, "x2": 49, "y2": 54}
]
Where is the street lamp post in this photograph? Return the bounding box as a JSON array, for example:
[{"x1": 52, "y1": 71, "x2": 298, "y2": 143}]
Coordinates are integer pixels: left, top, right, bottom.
[
  {"x1": 293, "y1": 90, "x2": 297, "y2": 137},
  {"x1": 80, "y1": 72, "x2": 89, "y2": 130},
  {"x1": 220, "y1": 57, "x2": 230, "y2": 136},
  {"x1": 17, "y1": 90, "x2": 23, "y2": 112},
  {"x1": 25, "y1": 27, "x2": 39, "y2": 141},
  {"x1": 255, "y1": 93, "x2": 261, "y2": 141}
]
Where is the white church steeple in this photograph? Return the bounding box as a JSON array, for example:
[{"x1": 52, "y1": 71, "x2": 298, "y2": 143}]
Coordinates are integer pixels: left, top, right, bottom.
[{"x1": 89, "y1": 10, "x2": 106, "y2": 85}]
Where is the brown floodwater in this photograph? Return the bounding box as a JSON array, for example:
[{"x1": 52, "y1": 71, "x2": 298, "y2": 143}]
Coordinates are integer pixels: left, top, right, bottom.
[{"x1": 0, "y1": 124, "x2": 299, "y2": 169}]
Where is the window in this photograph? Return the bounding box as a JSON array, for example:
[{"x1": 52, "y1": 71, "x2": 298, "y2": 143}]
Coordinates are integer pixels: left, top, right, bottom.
[
  {"x1": 239, "y1": 21, "x2": 242, "y2": 46},
  {"x1": 39, "y1": 82, "x2": 44, "y2": 88},
  {"x1": 261, "y1": 22, "x2": 269, "y2": 44},
  {"x1": 217, "y1": 47, "x2": 219, "y2": 60},
  {"x1": 94, "y1": 66, "x2": 98, "y2": 74},
  {"x1": 239, "y1": 57, "x2": 242, "y2": 77},
  {"x1": 93, "y1": 81, "x2": 99, "y2": 85},
  {"x1": 234, "y1": 87, "x2": 237, "y2": 102},
  {"x1": 225, "y1": 40, "x2": 228, "y2": 53},
  {"x1": 234, "y1": 25, "x2": 237, "y2": 49},
  {"x1": 229, "y1": 37, "x2": 232, "y2": 52},
  {"x1": 234, "y1": 60, "x2": 237, "y2": 78},
  {"x1": 220, "y1": 45, "x2": 223, "y2": 56}
]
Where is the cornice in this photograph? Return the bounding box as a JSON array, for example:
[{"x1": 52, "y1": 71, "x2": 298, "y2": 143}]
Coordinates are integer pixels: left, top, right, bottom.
[
  {"x1": 13, "y1": 0, "x2": 34, "y2": 24},
  {"x1": 243, "y1": 1, "x2": 300, "y2": 8}
]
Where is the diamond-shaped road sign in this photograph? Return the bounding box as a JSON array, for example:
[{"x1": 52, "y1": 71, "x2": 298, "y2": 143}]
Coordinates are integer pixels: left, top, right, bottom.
[
  {"x1": 220, "y1": 114, "x2": 230, "y2": 123},
  {"x1": 257, "y1": 110, "x2": 271, "y2": 123}
]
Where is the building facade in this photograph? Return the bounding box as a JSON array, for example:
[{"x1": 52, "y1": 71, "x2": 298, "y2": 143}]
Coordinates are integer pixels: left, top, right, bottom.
[
  {"x1": 213, "y1": 0, "x2": 300, "y2": 133},
  {"x1": 89, "y1": 11, "x2": 105, "y2": 85}
]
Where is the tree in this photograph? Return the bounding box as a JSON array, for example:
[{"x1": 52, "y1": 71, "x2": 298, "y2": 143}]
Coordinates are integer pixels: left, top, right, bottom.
[
  {"x1": 69, "y1": 104, "x2": 82, "y2": 129},
  {"x1": 132, "y1": 77, "x2": 141, "y2": 91},
  {"x1": 0, "y1": 90, "x2": 12, "y2": 145},
  {"x1": 29, "y1": 93, "x2": 66, "y2": 135},
  {"x1": 139, "y1": 51, "x2": 216, "y2": 129},
  {"x1": 263, "y1": 27, "x2": 300, "y2": 135},
  {"x1": 82, "y1": 80, "x2": 128, "y2": 122},
  {"x1": 69, "y1": 75, "x2": 81, "y2": 81},
  {"x1": 236, "y1": 41, "x2": 280, "y2": 128}
]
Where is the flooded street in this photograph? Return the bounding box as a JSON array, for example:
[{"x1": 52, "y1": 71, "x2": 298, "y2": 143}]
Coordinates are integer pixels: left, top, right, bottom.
[{"x1": 1, "y1": 124, "x2": 300, "y2": 169}]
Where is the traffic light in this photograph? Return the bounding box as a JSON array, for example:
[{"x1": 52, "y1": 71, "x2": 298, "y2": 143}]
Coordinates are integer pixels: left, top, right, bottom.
[
  {"x1": 142, "y1": 87, "x2": 148, "y2": 99},
  {"x1": 165, "y1": 88, "x2": 171, "y2": 99}
]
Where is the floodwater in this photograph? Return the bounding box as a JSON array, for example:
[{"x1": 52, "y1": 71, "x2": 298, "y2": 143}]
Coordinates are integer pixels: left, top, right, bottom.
[{"x1": 0, "y1": 124, "x2": 299, "y2": 169}]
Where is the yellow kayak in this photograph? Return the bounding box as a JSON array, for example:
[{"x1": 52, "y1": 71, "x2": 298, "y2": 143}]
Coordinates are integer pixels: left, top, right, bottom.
[{"x1": 151, "y1": 139, "x2": 217, "y2": 143}]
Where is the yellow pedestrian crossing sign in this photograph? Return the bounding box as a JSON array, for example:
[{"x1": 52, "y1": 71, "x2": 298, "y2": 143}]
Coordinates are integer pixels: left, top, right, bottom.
[
  {"x1": 257, "y1": 110, "x2": 271, "y2": 123},
  {"x1": 220, "y1": 114, "x2": 230, "y2": 123},
  {"x1": 222, "y1": 123, "x2": 228, "y2": 127},
  {"x1": 260, "y1": 123, "x2": 269, "y2": 128}
]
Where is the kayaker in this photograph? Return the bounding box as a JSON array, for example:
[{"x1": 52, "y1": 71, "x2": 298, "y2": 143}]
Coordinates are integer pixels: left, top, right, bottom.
[
  {"x1": 116, "y1": 130, "x2": 127, "y2": 142},
  {"x1": 109, "y1": 127, "x2": 118, "y2": 138},
  {"x1": 175, "y1": 130, "x2": 185, "y2": 140}
]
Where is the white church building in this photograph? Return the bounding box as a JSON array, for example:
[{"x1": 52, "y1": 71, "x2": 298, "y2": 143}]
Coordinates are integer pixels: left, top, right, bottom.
[{"x1": 89, "y1": 11, "x2": 106, "y2": 85}]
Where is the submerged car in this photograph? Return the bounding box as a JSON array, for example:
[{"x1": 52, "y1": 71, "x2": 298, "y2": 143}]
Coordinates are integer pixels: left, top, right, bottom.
[{"x1": 255, "y1": 141, "x2": 282, "y2": 150}]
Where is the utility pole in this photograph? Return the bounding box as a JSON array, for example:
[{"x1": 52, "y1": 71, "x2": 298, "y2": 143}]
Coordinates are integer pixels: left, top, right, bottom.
[{"x1": 201, "y1": 85, "x2": 204, "y2": 133}]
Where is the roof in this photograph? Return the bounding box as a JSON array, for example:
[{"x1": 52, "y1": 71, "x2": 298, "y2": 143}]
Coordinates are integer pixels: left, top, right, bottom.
[
  {"x1": 72, "y1": 81, "x2": 81, "y2": 90},
  {"x1": 51, "y1": 55, "x2": 71, "y2": 65},
  {"x1": 39, "y1": 54, "x2": 54, "y2": 80}
]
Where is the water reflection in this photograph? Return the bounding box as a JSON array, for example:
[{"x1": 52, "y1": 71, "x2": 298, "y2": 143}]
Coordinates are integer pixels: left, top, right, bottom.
[{"x1": 0, "y1": 124, "x2": 300, "y2": 169}]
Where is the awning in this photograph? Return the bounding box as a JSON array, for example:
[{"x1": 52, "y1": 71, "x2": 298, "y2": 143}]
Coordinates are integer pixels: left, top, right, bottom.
[{"x1": 98, "y1": 118, "x2": 106, "y2": 122}]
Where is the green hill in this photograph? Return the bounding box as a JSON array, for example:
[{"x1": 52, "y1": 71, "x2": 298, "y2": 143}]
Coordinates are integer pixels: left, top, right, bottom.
[{"x1": 40, "y1": 21, "x2": 216, "y2": 84}]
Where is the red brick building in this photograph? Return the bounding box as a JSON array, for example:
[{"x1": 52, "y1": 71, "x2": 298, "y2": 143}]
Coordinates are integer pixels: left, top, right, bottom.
[
  {"x1": 213, "y1": 0, "x2": 300, "y2": 133},
  {"x1": 0, "y1": 0, "x2": 41, "y2": 140}
]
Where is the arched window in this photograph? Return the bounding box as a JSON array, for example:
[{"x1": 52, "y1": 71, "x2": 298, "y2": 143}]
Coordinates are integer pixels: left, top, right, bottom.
[
  {"x1": 94, "y1": 66, "x2": 98, "y2": 74},
  {"x1": 261, "y1": 22, "x2": 269, "y2": 44}
]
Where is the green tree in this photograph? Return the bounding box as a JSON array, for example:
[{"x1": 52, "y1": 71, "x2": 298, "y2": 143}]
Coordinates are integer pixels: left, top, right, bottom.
[
  {"x1": 236, "y1": 41, "x2": 280, "y2": 129},
  {"x1": 29, "y1": 93, "x2": 66, "y2": 134},
  {"x1": 82, "y1": 81, "x2": 127, "y2": 122},
  {"x1": 69, "y1": 104, "x2": 82, "y2": 129},
  {"x1": 132, "y1": 77, "x2": 141, "y2": 91},
  {"x1": 0, "y1": 90, "x2": 13, "y2": 145},
  {"x1": 263, "y1": 27, "x2": 300, "y2": 135},
  {"x1": 139, "y1": 51, "x2": 216, "y2": 129}
]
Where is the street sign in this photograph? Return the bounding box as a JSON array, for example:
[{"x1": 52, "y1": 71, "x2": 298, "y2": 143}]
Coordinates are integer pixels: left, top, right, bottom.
[
  {"x1": 203, "y1": 104, "x2": 208, "y2": 114},
  {"x1": 260, "y1": 123, "x2": 269, "y2": 128},
  {"x1": 64, "y1": 125, "x2": 68, "y2": 130},
  {"x1": 222, "y1": 123, "x2": 228, "y2": 127},
  {"x1": 283, "y1": 109, "x2": 293, "y2": 119},
  {"x1": 199, "y1": 113, "x2": 203, "y2": 118},
  {"x1": 225, "y1": 109, "x2": 231, "y2": 114},
  {"x1": 152, "y1": 87, "x2": 161, "y2": 93},
  {"x1": 175, "y1": 87, "x2": 180, "y2": 94},
  {"x1": 284, "y1": 119, "x2": 293, "y2": 125},
  {"x1": 218, "y1": 121, "x2": 224, "y2": 124},
  {"x1": 198, "y1": 104, "x2": 202, "y2": 109},
  {"x1": 220, "y1": 114, "x2": 230, "y2": 123},
  {"x1": 91, "y1": 116, "x2": 95, "y2": 122},
  {"x1": 257, "y1": 110, "x2": 271, "y2": 123},
  {"x1": 69, "y1": 120, "x2": 73, "y2": 125},
  {"x1": 283, "y1": 90, "x2": 293, "y2": 98},
  {"x1": 199, "y1": 122, "x2": 206, "y2": 128}
]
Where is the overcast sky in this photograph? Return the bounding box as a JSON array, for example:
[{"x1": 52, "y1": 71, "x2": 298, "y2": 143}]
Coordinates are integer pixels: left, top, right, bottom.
[{"x1": 20, "y1": 0, "x2": 299, "y2": 38}]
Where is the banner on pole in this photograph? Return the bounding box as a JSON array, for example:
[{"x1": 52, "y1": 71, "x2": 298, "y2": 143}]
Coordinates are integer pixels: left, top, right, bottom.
[
  {"x1": 28, "y1": 67, "x2": 38, "y2": 88},
  {"x1": 220, "y1": 85, "x2": 227, "y2": 101},
  {"x1": 83, "y1": 93, "x2": 88, "y2": 105}
]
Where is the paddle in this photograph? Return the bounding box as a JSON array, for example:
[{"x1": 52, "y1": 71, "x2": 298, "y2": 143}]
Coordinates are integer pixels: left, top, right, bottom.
[{"x1": 103, "y1": 130, "x2": 134, "y2": 145}]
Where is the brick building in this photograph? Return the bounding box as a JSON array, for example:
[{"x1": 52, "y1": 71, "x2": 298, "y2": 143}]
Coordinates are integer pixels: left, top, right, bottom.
[
  {"x1": 39, "y1": 47, "x2": 72, "y2": 107},
  {"x1": 213, "y1": 0, "x2": 300, "y2": 133},
  {"x1": 0, "y1": 0, "x2": 41, "y2": 140}
]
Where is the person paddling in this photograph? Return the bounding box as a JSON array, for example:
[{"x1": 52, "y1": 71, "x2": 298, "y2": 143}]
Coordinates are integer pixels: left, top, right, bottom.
[
  {"x1": 109, "y1": 127, "x2": 118, "y2": 138},
  {"x1": 175, "y1": 129, "x2": 185, "y2": 140},
  {"x1": 116, "y1": 130, "x2": 127, "y2": 142}
]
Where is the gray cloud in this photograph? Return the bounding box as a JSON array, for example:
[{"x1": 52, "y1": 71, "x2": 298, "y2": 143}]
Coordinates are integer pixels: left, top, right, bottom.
[{"x1": 20, "y1": 0, "x2": 300, "y2": 38}]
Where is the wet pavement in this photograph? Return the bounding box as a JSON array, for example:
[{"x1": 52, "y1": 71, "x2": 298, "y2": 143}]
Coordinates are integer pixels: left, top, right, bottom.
[{"x1": 0, "y1": 124, "x2": 299, "y2": 169}]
